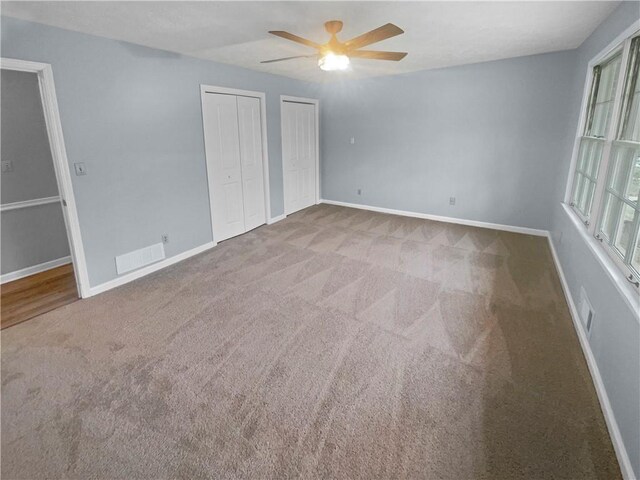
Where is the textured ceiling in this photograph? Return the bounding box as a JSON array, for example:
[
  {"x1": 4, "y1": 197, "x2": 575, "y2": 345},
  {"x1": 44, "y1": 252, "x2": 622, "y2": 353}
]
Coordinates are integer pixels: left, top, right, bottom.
[{"x1": 2, "y1": 1, "x2": 620, "y2": 82}]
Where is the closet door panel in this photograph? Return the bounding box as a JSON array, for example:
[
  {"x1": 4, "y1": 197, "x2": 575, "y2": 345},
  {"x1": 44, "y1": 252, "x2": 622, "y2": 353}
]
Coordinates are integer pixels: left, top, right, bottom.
[
  {"x1": 282, "y1": 101, "x2": 298, "y2": 215},
  {"x1": 299, "y1": 103, "x2": 315, "y2": 209},
  {"x1": 237, "y1": 96, "x2": 266, "y2": 231},
  {"x1": 202, "y1": 93, "x2": 245, "y2": 242},
  {"x1": 283, "y1": 101, "x2": 316, "y2": 215}
]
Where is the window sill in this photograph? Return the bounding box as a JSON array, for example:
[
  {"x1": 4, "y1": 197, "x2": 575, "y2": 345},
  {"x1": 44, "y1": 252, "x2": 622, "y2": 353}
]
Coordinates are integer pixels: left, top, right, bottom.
[{"x1": 560, "y1": 202, "x2": 639, "y2": 322}]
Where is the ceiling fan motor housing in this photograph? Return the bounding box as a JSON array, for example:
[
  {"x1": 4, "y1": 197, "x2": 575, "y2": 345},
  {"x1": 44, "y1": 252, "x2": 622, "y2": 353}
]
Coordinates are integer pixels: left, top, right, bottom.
[{"x1": 324, "y1": 20, "x2": 343, "y2": 35}]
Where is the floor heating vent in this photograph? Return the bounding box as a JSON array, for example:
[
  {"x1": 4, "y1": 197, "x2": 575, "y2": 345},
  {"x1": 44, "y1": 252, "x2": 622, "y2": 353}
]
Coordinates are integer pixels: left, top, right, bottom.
[
  {"x1": 579, "y1": 287, "x2": 595, "y2": 337},
  {"x1": 115, "y1": 242, "x2": 165, "y2": 275}
]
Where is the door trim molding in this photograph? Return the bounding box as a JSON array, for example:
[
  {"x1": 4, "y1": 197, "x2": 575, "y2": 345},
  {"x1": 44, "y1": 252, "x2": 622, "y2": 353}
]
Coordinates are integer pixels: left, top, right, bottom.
[
  {"x1": 200, "y1": 84, "x2": 272, "y2": 240},
  {"x1": 1, "y1": 57, "x2": 90, "y2": 298},
  {"x1": 280, "y1": 95, "x2": 320, "y2": 214}
]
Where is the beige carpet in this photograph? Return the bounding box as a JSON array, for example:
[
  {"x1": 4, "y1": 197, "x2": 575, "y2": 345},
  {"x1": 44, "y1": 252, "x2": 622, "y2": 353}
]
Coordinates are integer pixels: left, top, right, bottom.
[{"x1": 1, "y1": 204, "x2": 620, "y2": 479}]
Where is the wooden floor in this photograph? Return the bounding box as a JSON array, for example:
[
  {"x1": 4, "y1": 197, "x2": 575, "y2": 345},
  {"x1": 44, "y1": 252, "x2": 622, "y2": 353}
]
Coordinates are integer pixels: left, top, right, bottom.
[{"x1": 1, "y1": 264, "x2": 78, "y2": 330}]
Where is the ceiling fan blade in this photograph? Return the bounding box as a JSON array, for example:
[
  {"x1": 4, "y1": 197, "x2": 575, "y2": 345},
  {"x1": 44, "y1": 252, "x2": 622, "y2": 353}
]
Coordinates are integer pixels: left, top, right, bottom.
[
  {"x1": 261, "y1": 55, "x2": 316, "y2": 64},
  {"x1": 268, "y1": 31, "x2": 321, "y2": 49},
  {"x1": 349, "y1": 50, "x2": 408, "y2": 61},
  {"x1": 345, "y1": 23, "x2": 404, "y2": 50}
]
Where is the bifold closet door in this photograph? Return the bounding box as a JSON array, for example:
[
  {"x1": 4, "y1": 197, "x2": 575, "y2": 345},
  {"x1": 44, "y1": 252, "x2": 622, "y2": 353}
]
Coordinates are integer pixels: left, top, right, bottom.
[
  {"x1": 282, "y1": 101, "x2": 316, "y2": 215},
  {"x1": 202, "y1": 92, "x2": 266, "y2": 242},
  {"x1": 237, "y1": 96, "x2": 266, "y2": 231}
]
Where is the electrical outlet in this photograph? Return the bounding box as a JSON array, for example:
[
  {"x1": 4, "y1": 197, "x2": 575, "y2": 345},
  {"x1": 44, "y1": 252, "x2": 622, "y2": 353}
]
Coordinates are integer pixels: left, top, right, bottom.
[
  {"x1": 357, "y1": 188, "x2": 362, "y2": 195},
  {"x1": 350, "y1": 137, "x2": 355, "y2": 145},
  {"x1": 74, "y1": 162, "x2": 87, "y2": 176},
  {"x1": 1, "y1": 160, "x2": 14, "y2": 173},
  {"x1": 161, "y1": 234, "x2": 169, "y2": 244},
  {"x1": 449, "y1": 196, "x2": 456, "y2": 205}
]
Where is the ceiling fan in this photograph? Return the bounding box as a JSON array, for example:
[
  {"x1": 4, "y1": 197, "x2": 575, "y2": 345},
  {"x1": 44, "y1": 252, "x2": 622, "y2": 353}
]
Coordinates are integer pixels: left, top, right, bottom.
[{"x1": 262, "y1": 20, "x2": 407, "y2": 71}]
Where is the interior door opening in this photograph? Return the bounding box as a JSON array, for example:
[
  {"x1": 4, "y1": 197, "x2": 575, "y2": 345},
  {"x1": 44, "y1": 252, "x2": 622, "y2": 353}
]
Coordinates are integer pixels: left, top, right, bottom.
[{"x1": 0, "y1": 67, "x2": 79, "y2": 329}]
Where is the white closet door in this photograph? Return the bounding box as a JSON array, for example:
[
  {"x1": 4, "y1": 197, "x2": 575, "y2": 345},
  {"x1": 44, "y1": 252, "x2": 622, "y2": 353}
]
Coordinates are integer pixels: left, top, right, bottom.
[
  {"x1": 202, "y1": 93, "x2": 245, "y2": 242},
  {"x1": 283, "y1": 101, "x2": 316, "y2": 215},
  {"x1": 297, "y1": 102, "x2": 316, "y2": 210},
  {"x1": 237, "y1": 96, "x2": 266, "y2": 231}
]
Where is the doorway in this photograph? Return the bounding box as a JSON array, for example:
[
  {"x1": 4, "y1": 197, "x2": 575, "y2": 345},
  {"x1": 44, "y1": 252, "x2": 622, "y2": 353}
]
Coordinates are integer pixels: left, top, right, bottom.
[
  {"x1": 200, "y1": 85, "x2": 271, "y2": 243},
  {"x1": 1, "y1": 58, "x2": 89, "y2": 328},
  {"x1": 281, "y1": 96, "x2": 319, "y2": 216}
]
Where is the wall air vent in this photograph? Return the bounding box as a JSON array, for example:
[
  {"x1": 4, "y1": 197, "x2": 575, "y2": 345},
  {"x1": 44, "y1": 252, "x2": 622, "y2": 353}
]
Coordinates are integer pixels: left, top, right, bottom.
[
  {"x1": 115, "y1": 242, "x2": 165, "y2": 275},
  {"x1": 579, "y1": 287, "x2": 595, "y2": 337}
]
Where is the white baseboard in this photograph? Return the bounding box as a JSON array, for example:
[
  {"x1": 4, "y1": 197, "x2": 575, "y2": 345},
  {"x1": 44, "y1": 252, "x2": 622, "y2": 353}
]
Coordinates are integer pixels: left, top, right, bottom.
[
  {"x1": 0, "y1": 256, "x2": 71, "y2": 284},
  {"x1": 267, "y1": 214, "x2": 286, "y2": 225},
  {"x1": 320, "y1": 199, "x2": 548, "y2": 237},
  {"x1": 547, "y1": 236, "x2": 635, "y2": 480},
  {"x1": 88, "y1": 242, "x2": 216, "y2": 297}
]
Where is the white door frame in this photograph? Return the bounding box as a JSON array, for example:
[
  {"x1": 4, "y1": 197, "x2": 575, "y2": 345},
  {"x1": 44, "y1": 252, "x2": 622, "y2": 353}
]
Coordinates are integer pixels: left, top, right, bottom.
[
  {"x1": 1, "y1": 57, "x2": 90, "y2": 298},
  {"x1": 200, "y1": 84, "x2": 272, "y2": 243},
  {"x1": 280, "y1": 95, "x2": 320, "y2": 212}
]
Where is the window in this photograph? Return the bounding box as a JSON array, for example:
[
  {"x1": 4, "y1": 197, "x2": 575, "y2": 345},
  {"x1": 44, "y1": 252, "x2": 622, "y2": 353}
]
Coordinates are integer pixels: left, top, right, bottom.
[
  {"x1": 568, "y1": 33, "x2": 640, "y2": 287},
  {"x1": 570, "y1": 52, "x2": 622, "y2": 219}
]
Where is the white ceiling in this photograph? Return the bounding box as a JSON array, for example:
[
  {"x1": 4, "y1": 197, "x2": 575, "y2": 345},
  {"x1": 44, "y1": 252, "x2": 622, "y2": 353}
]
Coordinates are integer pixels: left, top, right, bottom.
[{"x1": 2, "y1": 1, "x2": 620, "y2": 82}]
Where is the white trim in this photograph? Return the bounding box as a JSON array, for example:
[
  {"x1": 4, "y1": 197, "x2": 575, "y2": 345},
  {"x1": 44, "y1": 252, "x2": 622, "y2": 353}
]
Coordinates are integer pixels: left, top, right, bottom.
[
  {"x1": 1, "y1": 57, "x2": 91, "y2": 298},
  {"x1": 564, "y1": 21, "x2": 640, "y2": 204},
  {"x1": 200, "y1": 84, "x2": 271, "y2": 238},
  {"x1": 280, "y1": 95, "x2": 321, "y2": 212},
  {"x1": 561, "y1": 203, "x2": 640, "y2": 319},
  {"x1": 0, "y1": 196, "x2": 60, "y2": 212},
  {"x1": 588, "y1": 44, "x2": 631, "y2": 234},
  {"x1": 547, "y1": 235, "x2": 636, "y2": 480},
  {"x1": 88, "y1": 242, "x2": 215, "y2": 297},
  {"x1": 320, "y1": 199, "x2": 548, "y2": 237},
  {"x1": 0, "y1": 256, "x2": 71, "y2": 284},
  {"x1": 267, "y1": 213, "x2": 286, "y2": 225}
]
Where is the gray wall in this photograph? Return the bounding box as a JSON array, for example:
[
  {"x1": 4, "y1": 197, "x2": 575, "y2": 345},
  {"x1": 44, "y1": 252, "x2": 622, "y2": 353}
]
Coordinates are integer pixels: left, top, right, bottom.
[
  {"x1": 1, "y1": 70, "x2": 59, "y2": 203},
  {"x1": 549, "y1": 2, "x2": 640, "y2": 476},
  {"x1": 319, "y1": 50, "x2": 576, "y2": 230},
  {"x1": 1, "y1": 16, "x2": 323, "y2": 286},
  {"x1": 1, "y1": 69, "x2": 70, "y2": 274},
  {"x1": 1, "y1": 207, "x2": 71, "y2": 274}
]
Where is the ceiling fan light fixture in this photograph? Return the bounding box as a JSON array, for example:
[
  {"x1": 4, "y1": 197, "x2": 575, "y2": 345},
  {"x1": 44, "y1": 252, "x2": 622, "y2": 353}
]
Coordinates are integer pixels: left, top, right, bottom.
[{"x1": 318, "y1": 53, "x2": 350, "y2": 71}]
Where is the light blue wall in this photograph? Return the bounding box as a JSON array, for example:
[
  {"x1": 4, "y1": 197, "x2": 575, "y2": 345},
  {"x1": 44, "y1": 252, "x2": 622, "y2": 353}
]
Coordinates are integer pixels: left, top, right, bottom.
[
  {"x1": 319, "y1": 50, "x2": 576, "y2": 230},
  {"x1": 549, "y1": 2, "x2": 640, "y2": 476},
  {"x1": 1, "y1": 16, "x2": 323, "y2": 287}
]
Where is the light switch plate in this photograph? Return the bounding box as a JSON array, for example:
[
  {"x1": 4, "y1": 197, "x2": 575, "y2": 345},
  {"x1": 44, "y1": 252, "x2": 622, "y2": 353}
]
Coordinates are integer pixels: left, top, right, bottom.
[
  {"x1": 1, "y1": 160, "x2": 14, "y2": 173},
  {"x1": 74, "y1": 162, "x2": 87, "y2": 176}
]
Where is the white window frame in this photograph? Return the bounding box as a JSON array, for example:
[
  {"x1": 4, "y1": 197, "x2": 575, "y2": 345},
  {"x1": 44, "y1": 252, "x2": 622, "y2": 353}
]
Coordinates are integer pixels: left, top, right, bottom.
[
  {"x1": 565, "y1": 22, "x2": 640, "y2": 289},
  {"x1": 569, "y1": 48, "x2": 624, "y2": 224}
]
